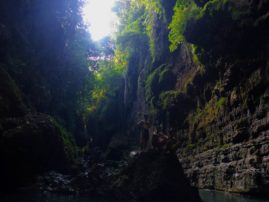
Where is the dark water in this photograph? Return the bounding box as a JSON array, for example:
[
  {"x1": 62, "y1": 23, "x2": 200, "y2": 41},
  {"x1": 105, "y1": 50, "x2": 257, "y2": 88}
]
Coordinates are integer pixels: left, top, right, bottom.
[
  {"x1": 1, "y1": 189, "x2": 268, "y2": 202},
  {"x1": 0, "y1": 191, "x2": 110, "y2": 202},
  {"x1": 199, "y1": 190, "x2": 268, "y2": 202}
]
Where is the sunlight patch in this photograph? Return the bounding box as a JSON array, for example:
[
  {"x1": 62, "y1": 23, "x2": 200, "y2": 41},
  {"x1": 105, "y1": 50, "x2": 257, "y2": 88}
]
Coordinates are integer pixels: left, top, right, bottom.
[{"x1": 82, "y1": 0, "x2": 117, "y2": 41}]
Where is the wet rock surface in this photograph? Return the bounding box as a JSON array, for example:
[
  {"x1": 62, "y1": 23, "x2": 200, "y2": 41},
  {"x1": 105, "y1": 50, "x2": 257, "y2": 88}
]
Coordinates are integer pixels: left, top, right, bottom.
[
  {"x1": 37, "y1": 171, "x2": 75, "y2": 193},
  {"x1": 36, "y1": 151, "x2": 201, "y2": 202}
]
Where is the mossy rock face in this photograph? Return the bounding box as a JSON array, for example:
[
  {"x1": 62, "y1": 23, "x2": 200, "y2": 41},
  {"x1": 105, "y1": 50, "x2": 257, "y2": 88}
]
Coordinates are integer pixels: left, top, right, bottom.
[
  {"x1": 0, "y1": 113, "x2": 77, "y2": 190},
  {"x1": 145, "y1": 64, "x2": 176, "y2": 104},
  {"x1": 189, "y1": 96, "x2": 226, "y2": 130},
  {"x1": 0, "y1": 66, "x2": 28, "y2": 119},
  {"x1": 160, "y1": 90, "x2": 181, "y2": 110},
  {"x1": 185, "y1": 0, "x2": 268, "y2": 56}
]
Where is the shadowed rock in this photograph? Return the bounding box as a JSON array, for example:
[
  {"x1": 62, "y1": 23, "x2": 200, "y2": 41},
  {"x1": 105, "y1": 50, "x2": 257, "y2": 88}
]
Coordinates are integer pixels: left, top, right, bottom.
[{"x1": 111, "y1": 151, "x2": 201, "y2": 202}]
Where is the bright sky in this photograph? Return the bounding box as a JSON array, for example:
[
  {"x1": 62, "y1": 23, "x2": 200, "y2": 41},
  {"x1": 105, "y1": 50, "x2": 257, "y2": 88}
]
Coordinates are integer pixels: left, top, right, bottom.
[{"x1": 82, "y1": 0, "x2": 118, "y2": 41}]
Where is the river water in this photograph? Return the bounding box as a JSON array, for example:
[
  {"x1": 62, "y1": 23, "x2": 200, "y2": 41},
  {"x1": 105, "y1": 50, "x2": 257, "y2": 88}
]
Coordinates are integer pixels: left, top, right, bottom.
[
  {"x1": 199, "y1": 189, "x2": 268, "y2": 202},
  {"x1": 0, "y1": 191, "x2": 110, "y2": 202},
  {"x1": 1, "y1": 189, "x2": 267, "y2": 202}
]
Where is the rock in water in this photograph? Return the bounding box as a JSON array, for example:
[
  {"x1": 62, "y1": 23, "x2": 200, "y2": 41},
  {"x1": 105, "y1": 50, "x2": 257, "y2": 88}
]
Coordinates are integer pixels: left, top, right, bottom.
[{"x1": 112, "y1": 151, "x2": 201, "y2": 202}]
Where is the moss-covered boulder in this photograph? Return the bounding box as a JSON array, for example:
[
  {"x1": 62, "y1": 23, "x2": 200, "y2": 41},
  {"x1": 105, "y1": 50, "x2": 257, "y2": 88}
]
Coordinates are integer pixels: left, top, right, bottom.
[
  {"x1": 0, "y1": 65, "x2": 78, "y2": 191},
  {"x1": 0, "y1": 113, "x2": 77, "y2": 190}
]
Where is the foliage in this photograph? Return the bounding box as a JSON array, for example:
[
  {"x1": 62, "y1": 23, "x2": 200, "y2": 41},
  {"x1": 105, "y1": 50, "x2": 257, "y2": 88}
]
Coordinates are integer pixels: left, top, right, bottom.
[
  {"x1": 138, "y1": 0, "x2": 164, "y2": 59},
  {"x1": 202, "y1": 0, "x2": 231, "y2": 15},
  {"x1": 86, "y1": 51, "x2": 125, "y2": 116},
  {"x1": 53, "y1": 119, "x2": 78, "y2": 163},
  {"x1": 117, "y1": 32, "x2": 148, "y2": 55},
  {"x1": 145, "y1": 64, "x2": 175, "y2": 103},
  {"x1": 168, "y1": 0, "x2": 236, "y2": 52},
  {"x1": 191, "y1": 44, "x2": 205, "y2": 70},
  {"x1": 0, "y1": 0, "x2": 97, "y2": 144},
  {"x1": 114, "y1": 0, "x2": 150, "y2": 69},
  {"x1": 115, "y1": 0, "x2": 167, "y2": 60},
  {"x1": 160, "y1": 90, "x2": 181, "y2": 110},
  {"x1": 189, "y1": 96, "x2": 226, "y2": 129},
  {"x1": 137, "y1": 0, "x2": 163, "y2": 15},
  {"x1": 82, "y1": 39, "x2": 127, "y2": 148},
  {"x1": 168, "y1": 0, "x2": 201, "y2": 51},
  {"x1": 113, "y1": 47, "x2": 128, "y2": 73},
  {"x1": 115, "y1": 0, "x2": 144, "y2": 33},
  {"x1": 216, "y1": 97, "x2": 226, "y2": 108}
]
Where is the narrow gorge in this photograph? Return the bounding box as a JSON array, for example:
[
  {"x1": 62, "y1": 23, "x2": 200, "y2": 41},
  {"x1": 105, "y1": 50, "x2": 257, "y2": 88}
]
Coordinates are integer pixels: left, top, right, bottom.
[{"x1": 0, "y1": 0, "x2": 268, "y2": 201}]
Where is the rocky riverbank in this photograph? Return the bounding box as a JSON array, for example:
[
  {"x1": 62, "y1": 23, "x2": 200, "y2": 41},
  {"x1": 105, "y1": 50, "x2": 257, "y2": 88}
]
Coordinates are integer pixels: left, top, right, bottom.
[{"x1": 36, "y1": 151, "x2": 201, "y2": 202}]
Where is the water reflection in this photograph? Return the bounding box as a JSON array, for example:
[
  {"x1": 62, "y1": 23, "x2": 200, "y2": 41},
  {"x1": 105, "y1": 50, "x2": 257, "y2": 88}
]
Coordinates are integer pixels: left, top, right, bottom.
[{"x1": 199, "y1": 190, "x2": 268, "y2": 202}]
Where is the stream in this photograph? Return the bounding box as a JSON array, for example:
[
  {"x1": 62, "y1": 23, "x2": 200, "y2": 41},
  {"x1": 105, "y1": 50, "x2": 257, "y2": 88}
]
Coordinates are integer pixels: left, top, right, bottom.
[
  {"x1": 0, "y1": 191, "x2": 111, "y2": 202},
  {"x1": 199, "y1": 189, "x2": 268, "y2": 202},
  {"x1": 1, "y1": 189, "x2": 267, "y2": 202}
]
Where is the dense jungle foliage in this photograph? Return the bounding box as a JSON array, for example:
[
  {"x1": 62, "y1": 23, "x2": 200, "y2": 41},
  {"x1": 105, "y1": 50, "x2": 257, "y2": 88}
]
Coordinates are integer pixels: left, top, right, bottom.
[
  {"x1": 0, "y1": 0, "x2": 242, "y2": 145},
  {"x1": 1, "y1": 0, "x2": 263, "y2": 152}
]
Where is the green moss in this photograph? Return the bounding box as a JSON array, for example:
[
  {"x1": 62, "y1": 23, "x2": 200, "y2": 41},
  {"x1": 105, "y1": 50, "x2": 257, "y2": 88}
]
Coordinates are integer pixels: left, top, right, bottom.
[
  {"x1": 140, "y1": 0, "x2": 164, "y2": 59},
  {"x1": 186, "y1": 143, "x2": 195, "y2": 151},
  {"x1": 199, "y1": 0, "x2": 241, "y2": 22},
  {"x1": 159, "y1": 68, "x2": 170, "y2": 83},
  {"x1": 220, "y1": 143, "x2": 231, "y2": 149},
  {"x1": 216, "y1": 97, "x2": 226, "y2": 108},
  {"x1": 145, "y1": 67, "x2": 160, "y2": 102},
  {"x1": 168, "y1": 0, "x2": 202, "y2": 52},
  {"x1": 190, "y1": 44, "x2": 205, "y2": 72},
  {"x1": 160, "y1": 90, "x2": 180, "y2": 110},
  {"x1": 0, "y1": 67, "x2": 28, "y2": 118},
  {"x1": 189, "y1": 96, "x2": 226, "y2": 129},
  {"x1": 188, "y1": 81, "x2": 226, "y2": 129},
  {"x1": 168, "y1": 0, "x2": 239, "y2": 52},
  {"x1": 53, "y1": 120, "x2": 77, "y2": 163},
  {"x1": 145, "y1": 64, "x2": 177, "y2": 121},
  {"x1": 145, "y1": 64, "x2": 175, "y2": 103}
]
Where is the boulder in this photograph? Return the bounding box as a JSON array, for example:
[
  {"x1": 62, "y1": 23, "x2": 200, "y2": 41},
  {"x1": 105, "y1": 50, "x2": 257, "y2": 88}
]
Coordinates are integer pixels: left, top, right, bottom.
[
  {"x1": 0, "y1": 113, "x2": 76, "y2": 190},
  {"x1": 111, "y1": 151, "x2": 201, "y2": 202}
]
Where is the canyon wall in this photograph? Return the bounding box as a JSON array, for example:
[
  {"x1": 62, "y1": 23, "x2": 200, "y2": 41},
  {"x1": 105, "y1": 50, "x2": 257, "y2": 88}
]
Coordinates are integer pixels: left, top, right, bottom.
[{"x1": 122, "y1": 0, "x2": 269, "y2": 194}]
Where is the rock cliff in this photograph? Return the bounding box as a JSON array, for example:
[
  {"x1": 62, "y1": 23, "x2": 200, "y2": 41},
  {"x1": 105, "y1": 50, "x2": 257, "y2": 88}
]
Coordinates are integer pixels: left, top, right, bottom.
[{"x1": 121, "y1": 0, "x2": 269, "y2": 195}]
